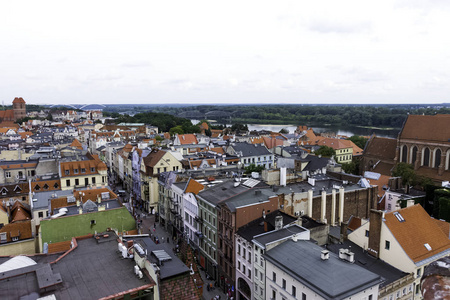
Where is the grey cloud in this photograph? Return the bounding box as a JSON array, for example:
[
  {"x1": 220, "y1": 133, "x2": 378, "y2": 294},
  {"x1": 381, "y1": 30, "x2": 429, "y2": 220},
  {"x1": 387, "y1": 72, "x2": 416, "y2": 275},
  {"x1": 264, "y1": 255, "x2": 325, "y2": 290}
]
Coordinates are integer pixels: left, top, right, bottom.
[
  {"x1": 308, "y1": 20, "x2": 371, "y2": 34},
  {"x1": 121, "y1": 61, "x2": 152, "y2": 68}
]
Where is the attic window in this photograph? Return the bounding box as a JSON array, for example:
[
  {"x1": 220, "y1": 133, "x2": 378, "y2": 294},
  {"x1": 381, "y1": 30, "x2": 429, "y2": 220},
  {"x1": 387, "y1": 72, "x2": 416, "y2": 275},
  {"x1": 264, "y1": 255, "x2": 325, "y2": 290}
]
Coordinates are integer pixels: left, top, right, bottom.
[
  {"x1": 1, "y1": 188, "x2": 7, "y2": 195},
  {"x1": 43, "y1": 184, "x2": 49, "y2": 190},
  {"x1": 424, "y1": 243, "x2": 432, "y2": 251},
  {"x1": 14, "y1": 185, "x2": 22, "y2": 193},
  {"x1": 34, "y1": 184, "x2": 41, "y2": 191},
  {"x1": 393, "y1": 212, "x2": 405, "y2": 222},
  {"x1": 54, "y1": 183, "x2": 59, "y2": 189},
  {"x1": 65, "y1": 170, "x2": 70, "y2": 175},
  {"x1": 74, "y1": 169, "x2": 79, "y2": 174}
]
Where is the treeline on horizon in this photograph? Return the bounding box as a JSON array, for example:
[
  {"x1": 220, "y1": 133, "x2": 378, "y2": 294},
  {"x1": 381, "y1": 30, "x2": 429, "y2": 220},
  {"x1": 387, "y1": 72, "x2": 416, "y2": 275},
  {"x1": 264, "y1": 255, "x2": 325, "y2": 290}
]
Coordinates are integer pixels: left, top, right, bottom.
[{"x1": 104, "y1": 104, "x2": 450, "y2": 129}]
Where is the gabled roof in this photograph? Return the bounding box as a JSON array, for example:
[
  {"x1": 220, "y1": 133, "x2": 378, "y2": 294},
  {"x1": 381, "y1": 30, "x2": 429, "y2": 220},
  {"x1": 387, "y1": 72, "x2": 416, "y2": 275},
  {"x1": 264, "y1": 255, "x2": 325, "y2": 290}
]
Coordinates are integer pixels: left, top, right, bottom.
[
  {"x1": 384, "y1": 205, "x2": 450, "y2": 263},
  {"x1": 177, "y1": 134, "x2": 198, "y2": 145},
  {"x1": 364, "y1": 136, "x2": 397, "y2": 160},
  {"x1": 184, "y1": 178, "x2": 205, "y2": 195},
  {"x1": 0, "y1": 220, "x2": 32, "y2": 242},
  {"x1": 229, "y1": 142, "x2": 271, "y2": 157},
  {"x1": 70, "y1": 138, "x2": 83, "y2": 150},
  {"x1": 143, "y1": 149, "x2": 167, "y2": 168},
  {"x1": 12, "y1": 97, "x2": 26, "y2": 104},
  {"x1": 400, "y1": 114, "x2": 450, "y2": 143}
]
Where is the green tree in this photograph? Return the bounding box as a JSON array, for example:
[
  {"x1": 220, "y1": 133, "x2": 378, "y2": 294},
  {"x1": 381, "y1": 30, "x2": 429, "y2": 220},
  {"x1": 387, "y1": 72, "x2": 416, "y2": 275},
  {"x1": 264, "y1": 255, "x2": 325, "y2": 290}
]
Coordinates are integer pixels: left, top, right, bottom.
[
  {"x1": 392, "y1": 163, "x2": 416, "y2": 187},
  {"x1": 279, "y1": 128, "x2": 289, "y2": 134},
  {"x1": 347, "y1": 135, "x2": 368, "y2": 149},
  {"x1": 244, "y1": 164, "x2": 265, "y2": 174},
  {"x1": 314, "y1": 146, "x2": 336, "y2": 158},
  {"x1": 154, "y1": 135, "x2": 163, "y2": 141},
  {"x1": 169, "y1": 125, "x2": 184, "y2": 136},
  {"x1": 342, "y1": 160, "x2": 360, "y2": 175}
]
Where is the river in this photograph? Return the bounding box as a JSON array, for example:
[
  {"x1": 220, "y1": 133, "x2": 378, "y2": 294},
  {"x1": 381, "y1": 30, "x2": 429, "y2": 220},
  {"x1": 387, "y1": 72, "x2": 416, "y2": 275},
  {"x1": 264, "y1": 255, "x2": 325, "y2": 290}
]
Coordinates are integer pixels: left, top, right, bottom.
[{"x1": 191, "y1": 120, "x2": 399, "y2": 138}]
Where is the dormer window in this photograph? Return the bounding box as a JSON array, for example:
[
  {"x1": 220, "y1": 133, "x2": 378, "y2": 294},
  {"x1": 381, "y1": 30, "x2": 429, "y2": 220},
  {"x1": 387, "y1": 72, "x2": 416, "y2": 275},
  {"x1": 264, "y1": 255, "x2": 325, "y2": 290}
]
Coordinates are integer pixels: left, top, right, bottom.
[
  {"x1": 91, "y1": 167, "x2": 95, "y2": 172},
  {"x1": 1, "y1": 187, "x2": 7, "y2": 195},
  {"x1": 43, "y1": 184, "x2": 49, "y2": 190},
  {"x1": 34, "y1": 184, "x2": 41, "y2": 191},
  {"x1": 81, "y1": 168, "x2": 86, "y2": 173},
  {"x1": 54, "y1": 182, "x2": 59, "y2": 189},
  {"x1": 74, "y1": 169, "x2": 79, "y2": 174},
  {"x1": 65, "y1": 170, "x2": 70, "y2": 175}
]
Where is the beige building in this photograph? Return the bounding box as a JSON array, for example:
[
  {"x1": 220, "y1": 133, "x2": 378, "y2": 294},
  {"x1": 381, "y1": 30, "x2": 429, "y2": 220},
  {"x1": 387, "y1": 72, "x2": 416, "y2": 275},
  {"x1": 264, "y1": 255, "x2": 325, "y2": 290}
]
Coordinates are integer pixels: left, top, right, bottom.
[
  {"x1": 140, "y1": 150, "x2": 182, "y2": 213},
  {"x1": 60, "y1": 153, "x2": 108, "y2": 190},
  {"x1": 349, "y1": 205, "x2": 450, "y2": 299}
]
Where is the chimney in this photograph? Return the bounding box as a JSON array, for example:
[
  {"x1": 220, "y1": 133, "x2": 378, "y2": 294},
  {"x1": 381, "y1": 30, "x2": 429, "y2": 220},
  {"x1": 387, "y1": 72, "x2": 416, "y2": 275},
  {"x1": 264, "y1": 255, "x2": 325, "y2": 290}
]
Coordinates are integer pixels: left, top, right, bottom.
[
  {"x1": 264, "y1": 221, "x2": 268, "y2": 232},
  {"x1": 368, "y1": 209, "x2": 384, "y2": 258},
  {"x1": 97, "y1": 195, "x2": 101, "y2": 204},
  {"x1": 321, "y1": 190, "x2": 327, "y2": 224},
  {"x1": 275, "y1": 215, "x2": 283, "y2": 230},
  {"x1": 280, "y1": 167, "x2": 287, "y2": 186},
  {"x1": 262, "y1": 209, "x2": 266, "y2": 219},
  {"x1": 292, "y1": 234, "x2": 298, "y2": 242},
  {"x1": 76, "y1": 200, "x2": 80, "y2": 207},
  {"x1": 78, "y1": 207, "x2": 83, "y2": 214},
  {"x1": 307, "y1": 189, "x2": 313, "y2": 218},
  {"x1": 321, "y1": 250, "x2": 329, "y2": 260}
]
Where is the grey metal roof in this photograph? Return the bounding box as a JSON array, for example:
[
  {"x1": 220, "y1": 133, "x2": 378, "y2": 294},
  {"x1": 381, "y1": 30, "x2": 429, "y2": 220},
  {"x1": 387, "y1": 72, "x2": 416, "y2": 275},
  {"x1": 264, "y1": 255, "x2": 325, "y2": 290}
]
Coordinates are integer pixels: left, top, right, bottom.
[
  {"x1": 326, "y1": 240, "x2": 409, "y2": 288},
  {"x1": 252, "y1": 224, "x2": 307, "y2": 246},
  {"x1": 229, "y1": 142, "x2": 271, "y2": 157},
  {"x1": 197, "y1": 179, "x2": 252, "y2": 206},
  {"x1": 223, "y1": 186, "x2": 273, "y2": 212},
  {"x1": 32, "y1": 189, "x2": 74, "y2": 209},
  {"x1": 264, "y1": 240, "x2": 381, "y2": 299},
  {"x1": 264, "y1": 240, "x2": 382, "y2": 299}
]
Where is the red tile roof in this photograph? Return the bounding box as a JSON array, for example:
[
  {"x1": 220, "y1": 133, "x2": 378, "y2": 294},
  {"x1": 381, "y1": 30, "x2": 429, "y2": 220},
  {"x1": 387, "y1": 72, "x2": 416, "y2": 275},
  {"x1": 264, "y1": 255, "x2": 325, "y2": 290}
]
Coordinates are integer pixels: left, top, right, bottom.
[
  {"x1": 12, "y1": 97, "x2": 26, "y2": 104},
  {"x1": 384, "y1": 205, "x2": 450, "y2": 263},
  {"x1": 400, "y1": 114, "x2": 450, "y2": 143}
]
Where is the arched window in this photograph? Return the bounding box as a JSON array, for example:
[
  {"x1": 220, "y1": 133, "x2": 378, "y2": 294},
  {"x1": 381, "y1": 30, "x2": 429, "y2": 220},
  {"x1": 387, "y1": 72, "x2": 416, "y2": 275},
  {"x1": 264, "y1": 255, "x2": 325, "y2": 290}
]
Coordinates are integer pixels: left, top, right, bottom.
[
  {"x1": 423, "y1": 148, "x2": 430, "y2": 167},
  {"x1": 401, "y1": 145, "x2": 408, "y2": 163},
  {"x1": 434, "y1": 148, "x2": 442, "y2": 168},
  {"x1": 411, "y1": 146, "x2": 418, "y2": 165}
]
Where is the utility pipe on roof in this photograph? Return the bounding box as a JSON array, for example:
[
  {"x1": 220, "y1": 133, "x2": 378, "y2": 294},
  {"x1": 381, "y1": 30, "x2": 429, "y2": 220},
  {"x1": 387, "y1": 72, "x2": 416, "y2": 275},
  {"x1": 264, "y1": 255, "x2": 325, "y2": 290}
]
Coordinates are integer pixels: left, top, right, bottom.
[
  {"x1": 339, "y1": 187, "x2": 345, "y2": 225},
  {"x1": 321, "y1": 190, "x2": 327, "y2": 224},
  {"x1": 331, "y1": 189, "x2": 337, "y2": 226},
  {"x1": 307, "y1": 189, "x2": 313, "y2": 218}
]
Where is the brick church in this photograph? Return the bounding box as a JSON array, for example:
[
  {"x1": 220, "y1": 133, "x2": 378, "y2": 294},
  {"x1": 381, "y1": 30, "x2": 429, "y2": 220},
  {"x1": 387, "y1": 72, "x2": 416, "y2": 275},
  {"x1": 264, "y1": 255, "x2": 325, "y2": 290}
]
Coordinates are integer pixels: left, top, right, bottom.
[{"x1": 0, "y1": 97, "x2": 27, "y2": 122}]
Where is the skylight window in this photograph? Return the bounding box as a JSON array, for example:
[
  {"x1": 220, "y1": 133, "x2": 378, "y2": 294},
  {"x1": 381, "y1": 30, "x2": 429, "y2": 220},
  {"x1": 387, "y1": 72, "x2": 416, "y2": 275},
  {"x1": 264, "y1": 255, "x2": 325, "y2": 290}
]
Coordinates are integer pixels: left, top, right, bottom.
[
  {"x1": 424, "y1": 243, "x2": 432, "y2": 251},
  {"x1": 394, "y1": 212, "x2": 405, "y2": 222}
]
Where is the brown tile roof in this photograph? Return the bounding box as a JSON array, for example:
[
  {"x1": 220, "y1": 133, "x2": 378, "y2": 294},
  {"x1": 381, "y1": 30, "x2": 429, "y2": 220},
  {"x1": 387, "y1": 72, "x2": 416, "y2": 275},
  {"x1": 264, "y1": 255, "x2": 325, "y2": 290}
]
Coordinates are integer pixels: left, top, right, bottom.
[
  {"x1": 12, "y1": 97, "x2": 26, "y2": 104},
  {"x1": 384, "y1": 205, "x2": 450, "y2": 263},
  {"x1": 400, "y1": 114, "x2": 450, "y2": 143},
  {"x1": 51, "y1": 197, "x2": 71, "y2": 212},
  {"x1": 209, "y1": 147, "x2": 224, "y2": 154},
  {"x1": 373, "y1": 162, "x2": 395, "y2": 176},
  {"x1": 18, "y1": 131, "x2": 33, "y2": 139},
  {"x1": 159, "y1": 274, "x2": 201, "y2": 300},
  {"x1": 434, "y1": 219, "x2": 450, "y2": 238},
  {"x1": 250, "y1": 137, "x2": 264, "y2": 144},
  {"x1": 178, "y1": 134, "x2": 198, "y2": 145},
  {"x1": 364, "y1": 136, "x2": 397, "y2": 160},
  {"x1": 74, "y1": 188, "x2": 117, "y2": 203},
  {"x1": 143, "y1": 149, "x2": 166, "y2": 168},
  {"x1": 70, "y1": 138, "x2": 83, "y2": 150},
  {"x1": 11, "y1": 201, "x2": 32, "y2": 222},
  {"x1": 48, "y1": 240, "x2": 72, "y2": 253},
  {"x1": 184, "y1": 178, "x2": 205, "y2": 195},
  {"x1": 0, "y1": 220, "x2": 32, "y2": 242},
  {"x1": 0, "y1": 162, "x2": 37, "y2": 170},
  {"x1": 31, "y1": 179, "x2": 61, "y2": 192}
]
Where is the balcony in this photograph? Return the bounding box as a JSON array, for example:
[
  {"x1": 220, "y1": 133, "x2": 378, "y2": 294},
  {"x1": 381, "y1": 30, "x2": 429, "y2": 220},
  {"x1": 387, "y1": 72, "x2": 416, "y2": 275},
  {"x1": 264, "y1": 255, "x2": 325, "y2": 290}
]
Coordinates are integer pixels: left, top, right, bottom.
[
  {"x1": 195, "y1": 231, "x2": 204, "y2": 239},
  {"x1": 195, "y1": 216, "x2": 203, "y2": 224}
]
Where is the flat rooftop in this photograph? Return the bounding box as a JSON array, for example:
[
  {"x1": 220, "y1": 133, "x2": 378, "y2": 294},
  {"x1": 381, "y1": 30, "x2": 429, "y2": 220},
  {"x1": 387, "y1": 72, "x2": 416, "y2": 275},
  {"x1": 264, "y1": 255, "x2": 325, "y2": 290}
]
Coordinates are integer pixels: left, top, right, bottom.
[{"x1": 0, "y1": 235, "x2": 155, "y2": 300}]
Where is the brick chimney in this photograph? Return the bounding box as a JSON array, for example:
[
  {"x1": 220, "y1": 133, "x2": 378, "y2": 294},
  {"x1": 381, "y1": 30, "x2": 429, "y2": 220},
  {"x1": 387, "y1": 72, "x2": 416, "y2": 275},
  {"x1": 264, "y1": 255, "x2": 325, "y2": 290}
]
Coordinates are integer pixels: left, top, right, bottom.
[{"x1": 368, "y1": 209, "x2": 384, "y2": 258}]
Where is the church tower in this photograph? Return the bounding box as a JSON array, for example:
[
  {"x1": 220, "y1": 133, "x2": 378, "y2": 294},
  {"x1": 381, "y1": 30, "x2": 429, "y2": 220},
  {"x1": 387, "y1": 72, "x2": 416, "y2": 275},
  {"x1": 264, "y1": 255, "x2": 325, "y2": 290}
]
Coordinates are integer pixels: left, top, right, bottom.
[{"x1": 12, "y1": 97, "x2": 26, "y2": 121}]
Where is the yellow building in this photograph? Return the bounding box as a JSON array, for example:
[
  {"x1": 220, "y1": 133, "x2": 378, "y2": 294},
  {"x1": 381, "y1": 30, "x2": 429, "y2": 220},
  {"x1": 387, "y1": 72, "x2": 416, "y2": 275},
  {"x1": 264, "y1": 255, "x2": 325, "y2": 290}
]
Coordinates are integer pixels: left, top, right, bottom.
[
  {"x1": 60, "y1": 153, "x2": 108, "y2": 190},
  {"x1": 140, "y1": 150, "x2": 182, "y2": 213},
  {"x1": 316, "y1": 138, "x2": 363, "y2": 164}
]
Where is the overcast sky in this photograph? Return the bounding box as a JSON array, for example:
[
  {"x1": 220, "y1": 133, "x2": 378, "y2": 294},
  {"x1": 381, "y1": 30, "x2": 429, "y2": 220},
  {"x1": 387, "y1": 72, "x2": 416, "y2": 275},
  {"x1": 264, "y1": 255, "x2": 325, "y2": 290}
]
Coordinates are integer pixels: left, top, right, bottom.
[{"x1": 1, "y1": 1, "x2": 450, "y2": 105}]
